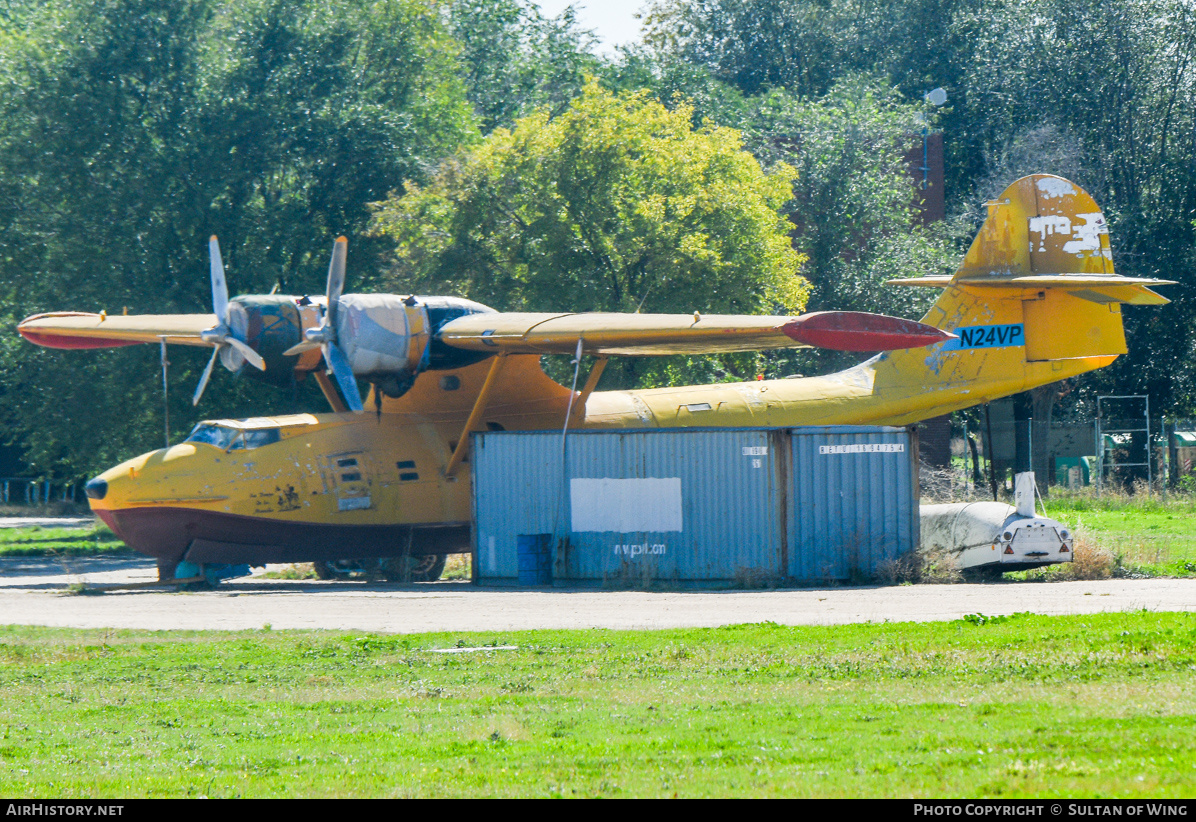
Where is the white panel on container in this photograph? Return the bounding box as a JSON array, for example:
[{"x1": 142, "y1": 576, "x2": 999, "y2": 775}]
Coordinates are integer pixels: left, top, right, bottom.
[{"x1": 569, "y1": 477, "x2": 683, "y2": 533}]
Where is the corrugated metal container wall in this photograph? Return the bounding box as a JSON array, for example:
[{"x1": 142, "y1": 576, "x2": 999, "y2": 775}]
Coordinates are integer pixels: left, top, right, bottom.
[
  {"x1": 788, "y1": 426, "x2": 919, "y2": 580},
  {"x1": 473, "y1": 429, "x2": 783, "y2": 583},
  {"x1": 472, "y1": 432, "x2": 563, "y2": 580},
  {"x1": 473, "y1": 426, "x2": 917, "y2": 585},
  {"x1": 565, "y1": 428, "x2": 782, "y2": 581}
]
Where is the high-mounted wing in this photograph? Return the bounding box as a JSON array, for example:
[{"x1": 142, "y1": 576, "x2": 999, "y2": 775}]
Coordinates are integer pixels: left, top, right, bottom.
[
  {"x1": 17, "y1": 312, "x2": 216, "y2": 349},
  {"x1": 436, "y1": 310, "x2": 954, "y2": 355}
]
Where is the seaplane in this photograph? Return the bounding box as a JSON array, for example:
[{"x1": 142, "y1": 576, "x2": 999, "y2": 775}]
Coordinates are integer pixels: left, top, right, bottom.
[{"x1": 17, "y1": 175, "x2": 1171, "y2": 584}]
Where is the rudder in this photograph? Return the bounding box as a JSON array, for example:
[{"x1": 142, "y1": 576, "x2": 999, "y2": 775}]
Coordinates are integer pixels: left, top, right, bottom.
[
  {"x1": 860, "y1": 175, "x2": 1172, "y2": 423},
  {"x1": 892, "y1": 174, "x2": 1169, "y2": 364}
]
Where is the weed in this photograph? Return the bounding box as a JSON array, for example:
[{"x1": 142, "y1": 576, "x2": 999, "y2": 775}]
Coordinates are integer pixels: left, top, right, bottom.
[
  {"x1": 61, "y1": 582, "x2": 102, "y2": 596},
  {"x1": 258, "y1": 564, "x2": 317, "y2": 580},
  {"x1": 1061, "y1": 529, "x2": 1115, "y2": 580},
  {"x1": 732, "y1": 567, "x2": 782, "y2": 589},
  {"x1": 876, "y1": 551, "x2": 924, "y2": 584},
  {"x1": 441, "y1": 553, "x2": 470, "y2": 581}
]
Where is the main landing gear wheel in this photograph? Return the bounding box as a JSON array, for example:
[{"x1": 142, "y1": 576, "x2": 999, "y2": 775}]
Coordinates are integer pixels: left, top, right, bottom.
[
  {"x1": 376, "y1": 554, "x2": 447, "y2": 583},
  {"x1": 313, "y1": 559, "x2": 362, "y2": 580},
  {"x1": 312, "y1": 555, "x2": 447, "y2": 582}
]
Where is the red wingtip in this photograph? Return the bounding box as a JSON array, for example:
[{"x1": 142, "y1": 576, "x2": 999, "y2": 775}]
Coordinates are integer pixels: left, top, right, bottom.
[
  {"x1": 782, "y1": 311, "x2": 956, "y2": 352},
  {"x1": 18, "y1": 313, "x2": 142, "y2": 350}
]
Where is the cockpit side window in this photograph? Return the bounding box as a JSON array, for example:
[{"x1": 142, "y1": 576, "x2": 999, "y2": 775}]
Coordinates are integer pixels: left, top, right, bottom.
[
  {"x1": 186, "y1": 424, "x2": 238, "y2": 449},
  {"x1": 186, "y1": 424, "x2": 281, "y2": 450},
  {"x1": 238, "y1": 428, "x2": 282, "y2": 450}
]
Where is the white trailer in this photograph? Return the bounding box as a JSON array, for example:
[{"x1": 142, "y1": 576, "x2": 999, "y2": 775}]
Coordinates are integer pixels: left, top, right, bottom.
[{"x1": 921, "y1": 473, "x2": 1074, "y2": 580}]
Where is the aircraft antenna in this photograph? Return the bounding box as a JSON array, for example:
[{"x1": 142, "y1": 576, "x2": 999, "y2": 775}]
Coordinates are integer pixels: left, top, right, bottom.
[
  {"x1": 552, "y1": 337, "x2": 586, "y2": 543},
  {"x1": 634, "y1": 282, "x2": 653, "y2": 314},
  {"x1": 159, "y1": 337, "x2": 170, "y2": 448}
]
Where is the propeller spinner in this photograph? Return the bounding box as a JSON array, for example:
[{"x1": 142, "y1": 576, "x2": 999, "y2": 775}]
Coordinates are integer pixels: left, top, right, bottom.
[
  {"x1": 192, "y1": 237, "x2": 267, "y2": 406},
  {"x1": 282, "y1": 237, "x2": 364, "y2": 412}
]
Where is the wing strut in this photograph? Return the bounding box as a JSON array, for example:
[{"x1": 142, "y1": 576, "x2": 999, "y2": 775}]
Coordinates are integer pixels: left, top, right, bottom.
[
  {"x1": 570, "y1": 357, "x2": 608, "y2": 421},
  {"x1": 444, "y1": 354, "x2": 508, "y2": 477},
  {"x1": 313, "y1": 370, "x2": 349, "y2": 414}
]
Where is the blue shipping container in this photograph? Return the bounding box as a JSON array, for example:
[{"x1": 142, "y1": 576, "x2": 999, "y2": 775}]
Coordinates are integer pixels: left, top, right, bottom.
[{"x1": 472, "y1": 426, "x2": 917, "y2": 585}]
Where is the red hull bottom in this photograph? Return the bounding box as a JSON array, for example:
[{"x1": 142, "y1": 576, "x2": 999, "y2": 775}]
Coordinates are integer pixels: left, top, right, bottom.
[{"x1": 95, "y1": 506, "x2": 470, "y2": 567}]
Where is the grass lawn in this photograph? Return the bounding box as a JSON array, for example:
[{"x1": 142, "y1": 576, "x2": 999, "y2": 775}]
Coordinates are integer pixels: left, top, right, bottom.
[
  {"x1": 0, "y1": 613, "x2": 1193, "y2": 798},
  {"x1": 1041, "y1": 492, "x2": 1196, "y2": 577},
  {"x1": 0, "y1": 523, "x2": 131, "y2": 558}
]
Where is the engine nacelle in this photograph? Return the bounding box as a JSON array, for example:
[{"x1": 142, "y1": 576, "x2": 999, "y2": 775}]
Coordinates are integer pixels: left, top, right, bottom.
[
  {"x1": 334, "y1": 294, "x2": 430, "y2": 397},
  {"x1": 224, "y1": 295, "x2": 320, "y2": 386},
  {"x1": 335, "y1": 295, "x2": 495, "y2": 397},
  {"x1": 220, "y1": 293, "x2": 495, "y2": 397}
]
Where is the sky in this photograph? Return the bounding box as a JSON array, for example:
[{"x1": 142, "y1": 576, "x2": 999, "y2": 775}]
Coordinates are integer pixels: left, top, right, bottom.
[{"x1": 532, "y1": 0, "x2": 649, "y2": 53}]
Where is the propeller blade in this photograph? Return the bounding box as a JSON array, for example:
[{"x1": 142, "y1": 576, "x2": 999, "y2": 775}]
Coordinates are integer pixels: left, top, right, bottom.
[
  {"x1": 324, "y1": 237, "x2": 348, "y2": 337},
  {"x1": 209, "y1": 236, "x2": 229, "y2": 323},
  {"x1": 782, "y1": 311, "x2": 956, "y2": 352},
  {"x1": 226, "y1": 337, "x2": 266, "y2": 371},
  {"x1": 282, "y1": 340, "x2": 321, "y2": 357},
  {"x1": 324, "y1": 342, "x2": 363, "y2": 412},
  {"x1": 193, "y1": 347, "x2": 220, "y2": 406}
]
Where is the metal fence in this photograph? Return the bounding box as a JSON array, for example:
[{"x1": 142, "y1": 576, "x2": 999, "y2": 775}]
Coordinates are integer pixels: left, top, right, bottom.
[
  {"x1": 0, "y1": 478, "x2": 78, "y2": 506},
  {"x1": 931, "y1": 414, "x2": 1196, "y2": 500}
]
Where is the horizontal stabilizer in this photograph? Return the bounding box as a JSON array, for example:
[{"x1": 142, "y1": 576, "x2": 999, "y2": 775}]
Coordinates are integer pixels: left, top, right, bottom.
[
  {"x1": 888, "y1": 175, "x2": 1172, "y2": 309},
  {"x1": 888, "y1": 274, "x2": 1171, "y2": 305}
]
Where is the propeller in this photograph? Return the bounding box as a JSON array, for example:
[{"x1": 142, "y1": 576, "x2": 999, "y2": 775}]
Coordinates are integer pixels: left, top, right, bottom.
[
  {"x1": 193, "y1": 236, "x2": 266, "y2": 406},
  {"x1": 282, "y1": 237, "x2": 363, "y2": 412}
]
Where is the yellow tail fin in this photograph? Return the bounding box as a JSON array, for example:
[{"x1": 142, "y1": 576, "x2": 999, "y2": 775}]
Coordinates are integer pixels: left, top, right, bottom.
[
  {"x1": 856, "y1": 175, "x2": 1173, "y2": 423},
  {"x1": 893, "y1": 174, "x2": 1168, "y2": 361}
]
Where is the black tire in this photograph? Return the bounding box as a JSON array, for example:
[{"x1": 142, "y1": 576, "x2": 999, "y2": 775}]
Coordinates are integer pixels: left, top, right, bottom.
[
  {"x1": 962, "y1": 565, "x2": 1006, "y2": 582},
  {"x1": 377, "y1": 554, "x2": 447, "y2": 583},
  {"x1": 313, "y1": 560, "x2": 364, "y2": 580}
]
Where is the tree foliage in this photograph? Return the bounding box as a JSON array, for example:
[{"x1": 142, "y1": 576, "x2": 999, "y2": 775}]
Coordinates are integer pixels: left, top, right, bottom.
[
  {"x1": 641, "y1": 0, "x2": 1196, "y2": 415},
  {"x1": 372, "y1": 82, "x2": 808, "y2": 388},
  {"x1": 952, "y1": 0, "x2": 1196, "y2": 413},
  {"x1": 373, "y1": 82, "x2": 807, "y2": 314},
  {"x1": 446, "y1": 0, "x2": 598, "y2": 133},
  {"x1": 5, "y1": 0, "x2": 1196, "y2": 482},
  {"x1": 0, "y1": 0, "x2": 475, "y2": 478}
]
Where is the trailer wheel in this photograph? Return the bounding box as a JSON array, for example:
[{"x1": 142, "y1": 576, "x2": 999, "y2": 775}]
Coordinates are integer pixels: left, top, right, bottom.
[{"x1": 962, "y1": 566, "x2": 1006, "y2": 582}]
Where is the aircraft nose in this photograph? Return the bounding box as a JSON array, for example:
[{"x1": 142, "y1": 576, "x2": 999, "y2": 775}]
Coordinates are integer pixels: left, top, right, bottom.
[{"x1": 84, "y1": 477, "x2": 108, "y2": 500}]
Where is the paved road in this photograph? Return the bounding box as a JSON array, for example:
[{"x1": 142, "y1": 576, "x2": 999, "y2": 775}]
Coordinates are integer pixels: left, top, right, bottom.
[
  {"x1": 0, "y1": 516, "x2": 94, "y2": 529},
  {"x1": 0, "y1": 556, "x2": 1193, "y2": 633}
]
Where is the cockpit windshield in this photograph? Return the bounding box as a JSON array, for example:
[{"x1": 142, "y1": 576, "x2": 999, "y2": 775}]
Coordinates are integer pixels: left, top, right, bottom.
[{"x1": 185, "y1": 424, "x2": 281, "y2": 451}]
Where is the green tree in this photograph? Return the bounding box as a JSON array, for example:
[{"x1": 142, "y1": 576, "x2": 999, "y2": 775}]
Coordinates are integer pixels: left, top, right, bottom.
[
  {"x1": 372, "y1": 81, "x2": 808, "y2": 387},
  {"x1": 736, "y1": 79, "x2": 961, "y2": 376},
  {"x1": 954, "y1": 0, "x2": 1196, "y2": 414},
  {"x1": 0, "y1": 0, "x2": 475, "y2": 480},
  {"x1": 446, "y1": 0, "x2": 598, "y2": 133}
]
